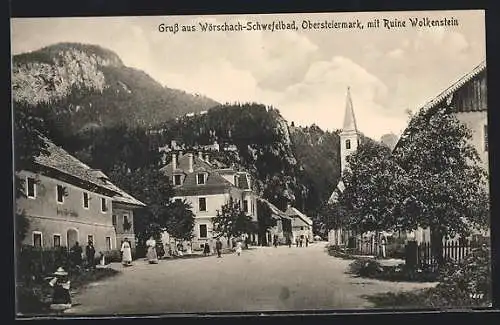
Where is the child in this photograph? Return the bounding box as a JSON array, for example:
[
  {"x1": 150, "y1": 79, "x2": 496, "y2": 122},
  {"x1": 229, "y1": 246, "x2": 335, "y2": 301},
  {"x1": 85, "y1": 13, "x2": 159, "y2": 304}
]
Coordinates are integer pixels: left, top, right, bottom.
[{"x1": 48, "y1": 267, "x2": 72, "y2": 310}]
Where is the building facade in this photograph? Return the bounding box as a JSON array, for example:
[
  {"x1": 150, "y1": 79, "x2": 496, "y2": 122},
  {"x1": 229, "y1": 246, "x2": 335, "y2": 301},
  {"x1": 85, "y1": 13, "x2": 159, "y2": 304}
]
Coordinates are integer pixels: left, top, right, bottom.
[
  {"x1": 285, "y1": 206, "x2": 313, "y2": 243},
  {"x1": 15, "y1": 138, "x2": 145, "y2": 256},
  {"x1": 160, "y1": 151, "x2": 259, "y2": 250},
  {"x1": 258, "y1": 198, "x2": 293, "y2": 245}
]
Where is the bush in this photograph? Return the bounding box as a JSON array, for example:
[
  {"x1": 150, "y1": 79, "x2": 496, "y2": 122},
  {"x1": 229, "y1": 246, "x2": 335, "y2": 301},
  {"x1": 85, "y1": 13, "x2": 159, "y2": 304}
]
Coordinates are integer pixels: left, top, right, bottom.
[
  {"x1": 363, "y1": 246, "x2": 492, "y2": 309},
  {"x1": 327, "y1": 245, "x2": 357, "y2": 259},
  {"x1": 348, "y1": 258, "x2": 384, "y2": 277},
  {"x1": 430, "y1": 245, "x2": 491, "y2": 307},
  {"x1": 347, "y1": 258, "x2": 439, "y2": 282}
]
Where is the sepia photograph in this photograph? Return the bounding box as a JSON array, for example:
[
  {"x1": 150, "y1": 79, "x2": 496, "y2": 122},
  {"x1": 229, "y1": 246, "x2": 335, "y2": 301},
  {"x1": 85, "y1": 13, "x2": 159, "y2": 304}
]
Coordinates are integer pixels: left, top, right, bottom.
[{"x1": 10, "y1": 9, "x2": 491, "y2": 317}]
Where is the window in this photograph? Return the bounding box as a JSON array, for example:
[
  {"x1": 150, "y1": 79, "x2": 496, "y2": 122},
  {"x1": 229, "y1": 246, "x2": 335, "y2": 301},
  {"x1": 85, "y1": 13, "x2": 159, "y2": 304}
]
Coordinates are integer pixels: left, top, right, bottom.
[
  {"x1": 199, "y1": 224, "x2": 208, "y2": 238},
  {"x1": 484, "y1": 124, "x2": 488, "y2": 151},
  {"x1": 173, "y1": 174, "x2": 182, "y2": 186},
  {"x1": 56, "y1": 185, "x2": 65, "y2": 203},
  {"x1": 175, "y1": 198, "x2": 182, "y2": 204},
  {"x1": 83, "y1": 192, "x2": 89, "y2": 208},
  {"x1": 243, "y1": 200, "x2": 249, "y2": 212},
  {"x1": 345, "y1": 139, "x2": 351, "y2": 150},
  {"x1": 123, "y1": 215, "x2": 131, "y2": 231},
  {"x1": 112, "y1": 214, "x2": 117, "y2": 226},
  {"x1": 101, "y1": 198, "x2": 108, "y2": 212},
  {"x1": 199, "y1": 197, "x2": 207, "y2": 211},
  {"x1": 106, "y1": 237, "x2": 112, "y2": 250},
  {"x1": 33, "y1": 232, "x2": 42, "y2": 248},
  {"x1": 53, "y1": 234, "x2": 61, "y2": 247},
  {"x1": 197, "y1": 173, "x2": 206, "y2": 185},
  {"x1": 26, "y1": 177, "x2": 36, "y2": 198},
  {"x1": 301, "y1": 227, "x2": 304, "y2": 231},
  {"x1": 88, "y1": 235, "x2": 94, "y2": 244}
]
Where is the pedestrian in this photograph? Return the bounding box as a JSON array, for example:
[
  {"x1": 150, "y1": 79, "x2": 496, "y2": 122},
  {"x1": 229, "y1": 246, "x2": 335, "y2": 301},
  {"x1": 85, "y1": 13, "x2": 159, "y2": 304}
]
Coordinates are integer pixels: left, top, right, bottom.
[
  {"x1": 120, "y1": 240, "x2": 124, "y2": 259},
  {"x1": 299, "y1": 236, "x2": 303, "y2": 247},
  {"x1": 215, "y1": 238, "x2": 223, "y2": 258},
  {"x1": 85, "y1": 240, "x2": 96, "y2": 269},
  {"x1": 70, "y1": 242, "x2": 83, "y2": 269},
  {"x1": 287, "y1": 237, "x2": 292, "y2": 248},
  {"x1": 47, "y1": 267, "x2": 72, "y2": 310},
  {"x1": 295, "y1": 238, "x2": 299, "y2": 247},
  {"x1": 273, "y1": 235, "x2": 278, "y2": 248},
  {"x1": 305, "y1": 236, "x2": 309, "y2": 248},
  {"x1": 146, "y1": 236, "x2": 159, "y2": 264},
  {"x1": 121, "y1": 238, "x2": 133, "y2": 266},
  {"x1": 203, "y1": 241, "x2": 210, "y2": 256},
  {"x1": 245, "y1": 236, "x2": 250, "y2": 249},
  {"x1": 236, "y1": 240, "x2": 243, "y2": 256},
  {"x1": 380, "y1": 236, "x2": 387, "y2": 258},
  {"x1": 177, "y1": 242, "x2": 184, "y2": 257}
]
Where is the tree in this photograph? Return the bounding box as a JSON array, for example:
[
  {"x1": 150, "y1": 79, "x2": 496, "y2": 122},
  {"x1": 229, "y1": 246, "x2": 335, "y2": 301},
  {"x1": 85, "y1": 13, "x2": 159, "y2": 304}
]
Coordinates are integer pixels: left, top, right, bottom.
[
  {"x1": 393, "y1": 106, "x2": 489, "y2": 264},
  {"x1": 108, "y1": 164, "x2": 174, "y2": 247},
  {"x1": 164, "y1": 199, "x2": 195, "y2": 243},
  {"x1": 212, "y1": 198, "x2": 255, "y2": 243},
  {"x1": 338, "y1": 138, "x2": 409, "y2": 234}
]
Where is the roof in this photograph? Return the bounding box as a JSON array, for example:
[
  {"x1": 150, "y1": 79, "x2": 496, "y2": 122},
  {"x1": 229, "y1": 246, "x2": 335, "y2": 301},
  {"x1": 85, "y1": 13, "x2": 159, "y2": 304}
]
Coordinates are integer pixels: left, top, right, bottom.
[
  {"x1": 342, "y1": 87, "x2": 358, "y2": 132},
  {"x1": 258, "y1": 198, "x2": 292, "y2": 220},
  {"x1": 34, "y1": 137, "x2": 146, "y2": 207},
  {"x1": 285, "y1": 206, "x2": 313, "y2": 226},
  {"x1": 420, "y1": 60, "x2": 486, "y2": 114},
  {"x1": 161, "y1": 153, "x2": 236, "y2": 195},
  {"x1": 393, "y1": 60, "x2": 487, "y2": 152}
]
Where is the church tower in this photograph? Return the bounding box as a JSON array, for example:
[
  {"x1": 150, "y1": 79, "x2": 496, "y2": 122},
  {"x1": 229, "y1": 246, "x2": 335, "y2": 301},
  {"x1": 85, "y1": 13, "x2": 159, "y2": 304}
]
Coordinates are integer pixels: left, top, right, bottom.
[{"x1": 339, "y1": 86, "x2": 360, "y2": 177}]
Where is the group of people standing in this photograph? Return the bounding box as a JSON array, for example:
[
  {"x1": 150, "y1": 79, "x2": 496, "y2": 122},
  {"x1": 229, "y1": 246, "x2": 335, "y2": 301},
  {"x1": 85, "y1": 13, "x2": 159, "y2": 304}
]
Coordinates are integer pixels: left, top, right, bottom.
[
  {"x1": 284, "y1": 235, "x2": 310, "y2": 248},
  {"x1": 68, "y1": 240, "x2": 96, "y2": 270}
]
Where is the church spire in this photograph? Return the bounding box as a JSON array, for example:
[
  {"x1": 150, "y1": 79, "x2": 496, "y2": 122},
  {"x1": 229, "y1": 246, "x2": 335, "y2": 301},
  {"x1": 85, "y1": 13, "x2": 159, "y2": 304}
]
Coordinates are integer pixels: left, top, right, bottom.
[{"x1": 342, "y1": 86, "x2": 358, "y2": 132}]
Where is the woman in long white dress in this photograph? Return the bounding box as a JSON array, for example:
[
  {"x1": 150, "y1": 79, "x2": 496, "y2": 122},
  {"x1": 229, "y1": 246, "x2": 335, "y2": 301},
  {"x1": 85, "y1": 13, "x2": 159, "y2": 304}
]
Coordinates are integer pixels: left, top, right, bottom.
[
  {"x1": 146, "y1": 236, "x2": 159, "y2": 264},
  {"x1": 121, "y1": 238, "x2": 133, "y2": 266}
]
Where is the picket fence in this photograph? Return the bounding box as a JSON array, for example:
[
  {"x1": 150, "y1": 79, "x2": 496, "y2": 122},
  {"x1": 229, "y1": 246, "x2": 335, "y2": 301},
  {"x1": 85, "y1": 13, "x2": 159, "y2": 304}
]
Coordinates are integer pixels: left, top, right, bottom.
[{"x1": 417, "y1": 240, "x2": 482, "y2": 266}]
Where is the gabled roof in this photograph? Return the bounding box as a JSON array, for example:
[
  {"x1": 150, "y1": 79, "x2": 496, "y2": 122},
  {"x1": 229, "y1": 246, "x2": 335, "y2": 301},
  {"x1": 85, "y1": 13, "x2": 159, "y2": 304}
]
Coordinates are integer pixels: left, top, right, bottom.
[
  {"x1": 285, "y1": 206, "x2": 313, "y2": 226},
  {"x1": 258, "y1": 198, "x2": 292, "y2": 220},
  {"x1": 393, "y1": 60, "x2": 487, "y2": 153},
  {"x1": 34, "y1": 137, "x2": 146, "y2": 207},
  {"x1": 420, "y1": 60, "x2": 486, "y2": 114}
]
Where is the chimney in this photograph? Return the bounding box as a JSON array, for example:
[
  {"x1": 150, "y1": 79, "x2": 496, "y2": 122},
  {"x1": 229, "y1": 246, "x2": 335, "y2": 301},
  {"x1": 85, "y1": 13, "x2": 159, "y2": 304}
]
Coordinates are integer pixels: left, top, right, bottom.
[
  {"x1": 187, "y1": 153, "x2": 194, "y2": 173},
  {"x1": 179, "y1": 150, "x2": 183, "y2": 158},
  {"x1": 198, "y1": 151, "x2": 203, "y2": 160},
  {"x1": 204, "y1": 153, "x2": 209, "y2": 163},
  {"x1": 172, "y1": 153, "x2": 177, "y2": 171}
]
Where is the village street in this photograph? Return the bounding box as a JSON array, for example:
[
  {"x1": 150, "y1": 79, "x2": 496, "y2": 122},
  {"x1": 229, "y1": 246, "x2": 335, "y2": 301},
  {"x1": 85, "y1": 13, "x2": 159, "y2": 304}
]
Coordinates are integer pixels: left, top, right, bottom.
[{"x1": 64, "y1": 242, "x2": 436, "y2": 315}]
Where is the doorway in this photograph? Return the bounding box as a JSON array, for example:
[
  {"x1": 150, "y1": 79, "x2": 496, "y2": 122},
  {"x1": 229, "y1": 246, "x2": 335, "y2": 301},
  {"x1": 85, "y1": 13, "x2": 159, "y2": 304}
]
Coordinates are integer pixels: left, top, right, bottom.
[{"x1": 67, "y1": 228, "x2": 78, "y2": 248}]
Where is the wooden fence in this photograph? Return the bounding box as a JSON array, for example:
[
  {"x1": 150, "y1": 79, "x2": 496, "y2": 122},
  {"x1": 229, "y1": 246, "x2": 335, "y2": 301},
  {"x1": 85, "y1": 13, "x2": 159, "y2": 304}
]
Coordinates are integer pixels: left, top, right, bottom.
[{"x1": 416, "y1": 240, "x2": 482, "y2": 266}]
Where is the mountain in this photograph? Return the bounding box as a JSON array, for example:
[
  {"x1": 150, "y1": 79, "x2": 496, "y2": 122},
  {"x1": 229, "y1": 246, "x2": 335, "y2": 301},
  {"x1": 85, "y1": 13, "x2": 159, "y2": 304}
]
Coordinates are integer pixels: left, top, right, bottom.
[
  {"x1": 11, "y1": 42, "x2": 219, "y2": 135},
  {"x1": 380, "y1": 133, "x2": 399, "y2": 151}
]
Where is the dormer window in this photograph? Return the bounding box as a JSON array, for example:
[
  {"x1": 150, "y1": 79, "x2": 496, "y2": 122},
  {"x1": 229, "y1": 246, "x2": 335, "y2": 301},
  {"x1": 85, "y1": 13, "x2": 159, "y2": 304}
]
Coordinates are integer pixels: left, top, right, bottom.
[
  {"x1": 345, "y1": 139, "x2": 351, "y2": 150},
  {"x1": 197, "y1": 173, "x2": 206, "y2": 185},
  {"x1": 173, "y1": 174, "x2": 182, "y2": 186}
]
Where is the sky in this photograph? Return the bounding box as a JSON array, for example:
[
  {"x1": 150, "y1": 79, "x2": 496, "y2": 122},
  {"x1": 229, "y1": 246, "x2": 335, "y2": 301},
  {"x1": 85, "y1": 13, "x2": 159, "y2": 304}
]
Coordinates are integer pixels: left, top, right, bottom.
[{"x1": 11, "y1": 10, "x2": 486, "y2": 140}]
